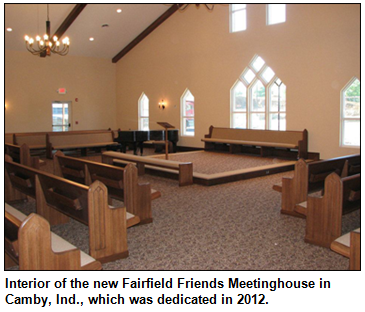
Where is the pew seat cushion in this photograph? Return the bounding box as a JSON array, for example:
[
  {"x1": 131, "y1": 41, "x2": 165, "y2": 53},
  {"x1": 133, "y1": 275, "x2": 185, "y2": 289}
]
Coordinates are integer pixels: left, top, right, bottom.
[
  {"x1": 330, "y1": 228, "x2": 360, "y2": 258},
  {"x1": 5, "y1": 203, "x2": 97, "y2": 267}
]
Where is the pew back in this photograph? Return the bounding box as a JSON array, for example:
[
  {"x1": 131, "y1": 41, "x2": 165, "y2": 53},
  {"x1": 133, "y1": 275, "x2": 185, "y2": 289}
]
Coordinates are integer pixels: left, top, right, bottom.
[
  {"x1": 14, "y1": 133, "x2": 47, "y2": 149},
  {"x1": 210, "y1": 127, "x2": 304, "y2": 145},
  {"x1": 5, "y1": 143, "x2": 42, "y2": 169},
  {"x1": 53, "y1": 151, "x2": 154, "y2": 224},
  {"x1": 5, "y1": 133, "x2": 14, "y2": 144},
  {"x1": 46, "y1": 131, "x2": 118, "y2": 158}
]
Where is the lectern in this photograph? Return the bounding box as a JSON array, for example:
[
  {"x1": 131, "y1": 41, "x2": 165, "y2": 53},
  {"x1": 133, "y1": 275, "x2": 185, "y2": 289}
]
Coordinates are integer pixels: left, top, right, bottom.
[{"x1": 157, "y1": 122, "x2": 175, "y2": 160}]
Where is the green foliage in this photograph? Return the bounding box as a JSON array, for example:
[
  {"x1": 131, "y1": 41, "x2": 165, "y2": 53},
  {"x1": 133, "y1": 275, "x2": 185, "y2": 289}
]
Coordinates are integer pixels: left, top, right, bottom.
[{"x1": 346, "y1": 79, "x2": 360, "y2": 97}]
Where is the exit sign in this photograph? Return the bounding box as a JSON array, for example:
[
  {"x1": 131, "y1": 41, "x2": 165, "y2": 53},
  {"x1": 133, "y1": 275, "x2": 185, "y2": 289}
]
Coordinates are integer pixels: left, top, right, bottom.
[{"x1": 57, "y1": 88, "x2": 67, "y2": 94}]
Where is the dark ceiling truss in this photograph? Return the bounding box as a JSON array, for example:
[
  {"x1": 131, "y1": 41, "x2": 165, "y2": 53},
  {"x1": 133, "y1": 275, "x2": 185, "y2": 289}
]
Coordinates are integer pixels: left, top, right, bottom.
[
  {"x1": 53, "y1": 4, "x2": 88, "y2": 41},
  {"x1": 112, "y1": 4, "x2": 181, "y2": 63},
  {"x1": 53, "y1": 4, "x2": 180, "y2": 63}
]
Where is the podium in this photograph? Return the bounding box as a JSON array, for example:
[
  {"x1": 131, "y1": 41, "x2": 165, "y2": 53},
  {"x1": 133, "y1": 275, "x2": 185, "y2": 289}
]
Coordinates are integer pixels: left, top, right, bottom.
[{"x1": 157, "y1": 122, "x2": 175, "y2": 160}]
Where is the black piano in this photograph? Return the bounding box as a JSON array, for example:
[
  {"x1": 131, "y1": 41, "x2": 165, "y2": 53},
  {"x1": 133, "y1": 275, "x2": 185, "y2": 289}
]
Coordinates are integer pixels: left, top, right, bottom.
[{"x1": 116, "y1": 129, "x2": 179, "y2": 155}]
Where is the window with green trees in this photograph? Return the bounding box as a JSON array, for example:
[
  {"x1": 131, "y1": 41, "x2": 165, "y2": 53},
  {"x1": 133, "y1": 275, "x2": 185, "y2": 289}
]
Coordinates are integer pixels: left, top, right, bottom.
[{"x1": 341, "y1": 78, "x2": 360, "y2": 147}]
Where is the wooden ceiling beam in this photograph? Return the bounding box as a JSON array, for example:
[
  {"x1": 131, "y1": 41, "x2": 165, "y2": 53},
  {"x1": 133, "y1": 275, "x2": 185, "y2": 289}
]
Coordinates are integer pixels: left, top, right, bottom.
[
  {"x1": 112, "y1": 4, "x2": 181, "y2": 63},
  {"x1": 52, "y1": 4, "x2": 87, "y2": 39}
]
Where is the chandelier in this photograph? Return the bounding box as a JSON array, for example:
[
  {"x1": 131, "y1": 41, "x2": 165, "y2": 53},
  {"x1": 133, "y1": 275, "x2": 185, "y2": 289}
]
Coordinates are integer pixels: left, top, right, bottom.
[
  {"x1": 176, "y1": 4, "x2": 215, "y2": 11},
  {"x1": 24, "y1": 4, "x2": 70, "y2": 57}
]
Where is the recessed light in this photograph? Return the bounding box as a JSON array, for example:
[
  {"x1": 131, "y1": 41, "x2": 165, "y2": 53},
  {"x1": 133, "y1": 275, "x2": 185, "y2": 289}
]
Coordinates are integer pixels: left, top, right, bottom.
[
  {"x1": 116, "y1": 9, "x2": 122, "y2": 13},
  {"x1": 6, "y1": 27, "x2": 13, "y2": 32},
  {"x1": 89, "y1": 37, "x2": 94, "y2": 41}
]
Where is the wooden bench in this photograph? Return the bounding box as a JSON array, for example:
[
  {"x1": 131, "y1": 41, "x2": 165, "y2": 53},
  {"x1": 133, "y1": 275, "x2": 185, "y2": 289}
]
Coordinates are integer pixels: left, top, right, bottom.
[
  {"x1": 330, "y1": 228, "x2": 360, "y2": 270},
  {"x1": 5, "y1": 204, "x2": 102, "y2": 270},
  {"x1": 53, "y1": 151, "x2": 160, "y2": 225},
  {"x1": 202, "y1": 126, "x2": 308, "y2": 159},
  {"x1": 273, "y1": 154, "x2": 360, "y2": 218},
  {"x1": 5, "y1": 143, "x2": 45, "y2": 169},
  {"x1": 294, "y1": 173, "x2": 360, "y2": 248},
  {"x1": 46, "y1": 130, "x2": 120, "y2": 158},
  {"x1": 5, "y1": 159, "x2": 131, "y2": 263},
  {"x1": 102, "y1": 151, "x2": 193, "y2": 187}
]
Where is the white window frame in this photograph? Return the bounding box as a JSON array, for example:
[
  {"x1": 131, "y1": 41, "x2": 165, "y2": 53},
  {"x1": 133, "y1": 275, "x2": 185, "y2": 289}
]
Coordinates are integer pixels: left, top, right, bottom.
[
  {"x1": 230, "y1": 55, "x2": 286, "y2": 130},
  {"x1": 267, "y1": 4, "x2": 286, "y2": 25},
  {"x1": 268, "y1": 78, "x2": 287, "y2": 131},
  {"x1": 230, "y1": 80, "x2": 247, "y2": 129},
  {"x1": 181, "y1": 89, "x2": 195, "y2": 137},
  {"x1": 230, "y1": 4, "x2": 247, "y2": 33},
  {"x1": 52, "y1": 101, "x2": 72, "y2": 132},
  {"x1": 340, "y1": 77, "x2": 360, "y2": 147},
  {"x1": 138, "y1": 92, "x2": 149, "y2": 131}
]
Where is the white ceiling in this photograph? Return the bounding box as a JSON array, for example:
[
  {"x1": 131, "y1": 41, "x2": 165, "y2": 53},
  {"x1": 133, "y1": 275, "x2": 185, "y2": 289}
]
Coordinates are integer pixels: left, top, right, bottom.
[{"x1": 5, "y1": 4, "x2": 173, "y2": 60}]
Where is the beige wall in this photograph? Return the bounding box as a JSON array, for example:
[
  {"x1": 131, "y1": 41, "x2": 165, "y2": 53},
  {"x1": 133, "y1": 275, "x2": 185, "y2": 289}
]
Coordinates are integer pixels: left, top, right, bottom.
[
  {"x1": 5, "y1": 50, "x2": 117, "y2": 133},
  {"x1": 115, "y1": 4, "x2": 360, "y2": 158}
]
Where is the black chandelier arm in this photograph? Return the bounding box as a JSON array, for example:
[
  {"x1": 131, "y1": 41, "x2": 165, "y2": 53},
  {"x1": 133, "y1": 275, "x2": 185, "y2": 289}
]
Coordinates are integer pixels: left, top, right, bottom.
[
  {"x1": 176, "y1": 4, "x2": 215, "y2": 11},
  {"x1": 51, "y1": 45, "x2": 70, "y2": 56},
  {"x1": 176, "y1": 4, "x2": 190, "y2": 11}
]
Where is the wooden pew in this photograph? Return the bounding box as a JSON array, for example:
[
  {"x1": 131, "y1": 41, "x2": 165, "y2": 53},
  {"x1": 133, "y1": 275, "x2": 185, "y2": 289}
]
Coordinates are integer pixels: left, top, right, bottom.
[
  {"x1": 330, "y1": 228, "x2": 360, "y2": 270},
  {"x1": 46, "y1": 130, "x2": 120, "y2": 158},
  {"x1": 273, "y1": 154, "x2": 360, "y2": 218},
  {"x1": 5, "y1": 143, "x2": 44, "y2": 169},
  {"x1": 5, "y1": 159, "x2": 130, "y2": 263},
  {"x1": 102, "y1": 151, "x2": 193, "y2": 187},
  {"x1": 294, "y1": 173, "x2": 360, "y2": 248},
  {"x1": 202, "y1": 125, "x2": 308, "y2": 159},
  {"x1": 53, "y1": 151, "x2": 159, "y2": 225},
  {"x1": 5, "y1": 204, "x2": 102, "y2": 270}
]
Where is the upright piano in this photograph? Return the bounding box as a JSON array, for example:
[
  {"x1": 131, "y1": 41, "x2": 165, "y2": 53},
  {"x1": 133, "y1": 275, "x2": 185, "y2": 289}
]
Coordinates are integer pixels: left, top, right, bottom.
[{"x1": 116, "y1": 129, "x2": 179, "y2": 155}]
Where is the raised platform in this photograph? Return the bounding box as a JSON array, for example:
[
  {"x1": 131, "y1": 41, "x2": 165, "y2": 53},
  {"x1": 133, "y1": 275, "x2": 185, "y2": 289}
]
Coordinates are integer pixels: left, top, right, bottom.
[{"x1": 144, "y1": 151, "x2": 298, "y2": 186}]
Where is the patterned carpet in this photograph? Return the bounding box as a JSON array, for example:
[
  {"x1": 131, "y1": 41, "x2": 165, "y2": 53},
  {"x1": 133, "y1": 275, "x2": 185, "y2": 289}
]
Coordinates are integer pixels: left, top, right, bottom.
[
  {"x1": 150, "y1": 151, "x2": 289, "y2": 174},
  {"x1": 6, "y1": 149, "x2": 360, "y2": 270}
]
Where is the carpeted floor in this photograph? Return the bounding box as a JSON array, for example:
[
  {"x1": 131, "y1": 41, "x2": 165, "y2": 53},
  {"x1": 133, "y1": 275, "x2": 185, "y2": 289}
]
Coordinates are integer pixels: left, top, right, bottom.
[{"x1": 6, "y1": 149, "x2": 360, "y2": 270}]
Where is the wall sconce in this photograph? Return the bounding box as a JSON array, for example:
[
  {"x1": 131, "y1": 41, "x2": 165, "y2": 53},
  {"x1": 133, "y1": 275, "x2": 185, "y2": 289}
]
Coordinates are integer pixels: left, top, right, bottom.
[{"x1": 159, "y1": 99, "x2": 166, "y2": 110}]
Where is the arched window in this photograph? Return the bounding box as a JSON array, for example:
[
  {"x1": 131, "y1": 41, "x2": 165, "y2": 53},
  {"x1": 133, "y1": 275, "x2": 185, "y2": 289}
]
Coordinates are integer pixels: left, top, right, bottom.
[
  {"x1": 340, "y1": 78, "x2": 360, "y2": 147},
  {"x1": 230, "y1": 55, "x2": 286, "y2": 130},
  {"x1": 138, "y1": 93, "x2": 149, "y2": 130},
  {"x1": 181, "y1": 89, "x2": 195, "y2": 136}
]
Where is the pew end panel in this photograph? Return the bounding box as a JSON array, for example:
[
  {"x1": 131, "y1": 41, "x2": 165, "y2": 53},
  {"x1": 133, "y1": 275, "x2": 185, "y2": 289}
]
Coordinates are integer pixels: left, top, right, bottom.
[
  {"x1": 279, "y1": 159, "x2": 308, "y2": 218},
  {"x1": 87, "y1": 181, "x2": 129, "y2": 263},
  {"x1": 304, "y1": 173, "x2": 360, "y2": 248},
  {"x1": 349, "y1": 231, "x2": 360, "y2": 270}
]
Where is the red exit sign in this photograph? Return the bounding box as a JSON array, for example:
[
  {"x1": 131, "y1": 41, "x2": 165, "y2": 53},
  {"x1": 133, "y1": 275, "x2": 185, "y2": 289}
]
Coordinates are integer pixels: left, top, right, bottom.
[{"x1": 57, "y1": 88, "x2": 67, "y2": 94}]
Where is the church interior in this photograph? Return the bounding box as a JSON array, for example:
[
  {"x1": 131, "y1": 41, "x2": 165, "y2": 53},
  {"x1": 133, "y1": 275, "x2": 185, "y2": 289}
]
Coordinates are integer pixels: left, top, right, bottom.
[{"x1": 4, "y1": 4, "x2": 360, "y2": 271}]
